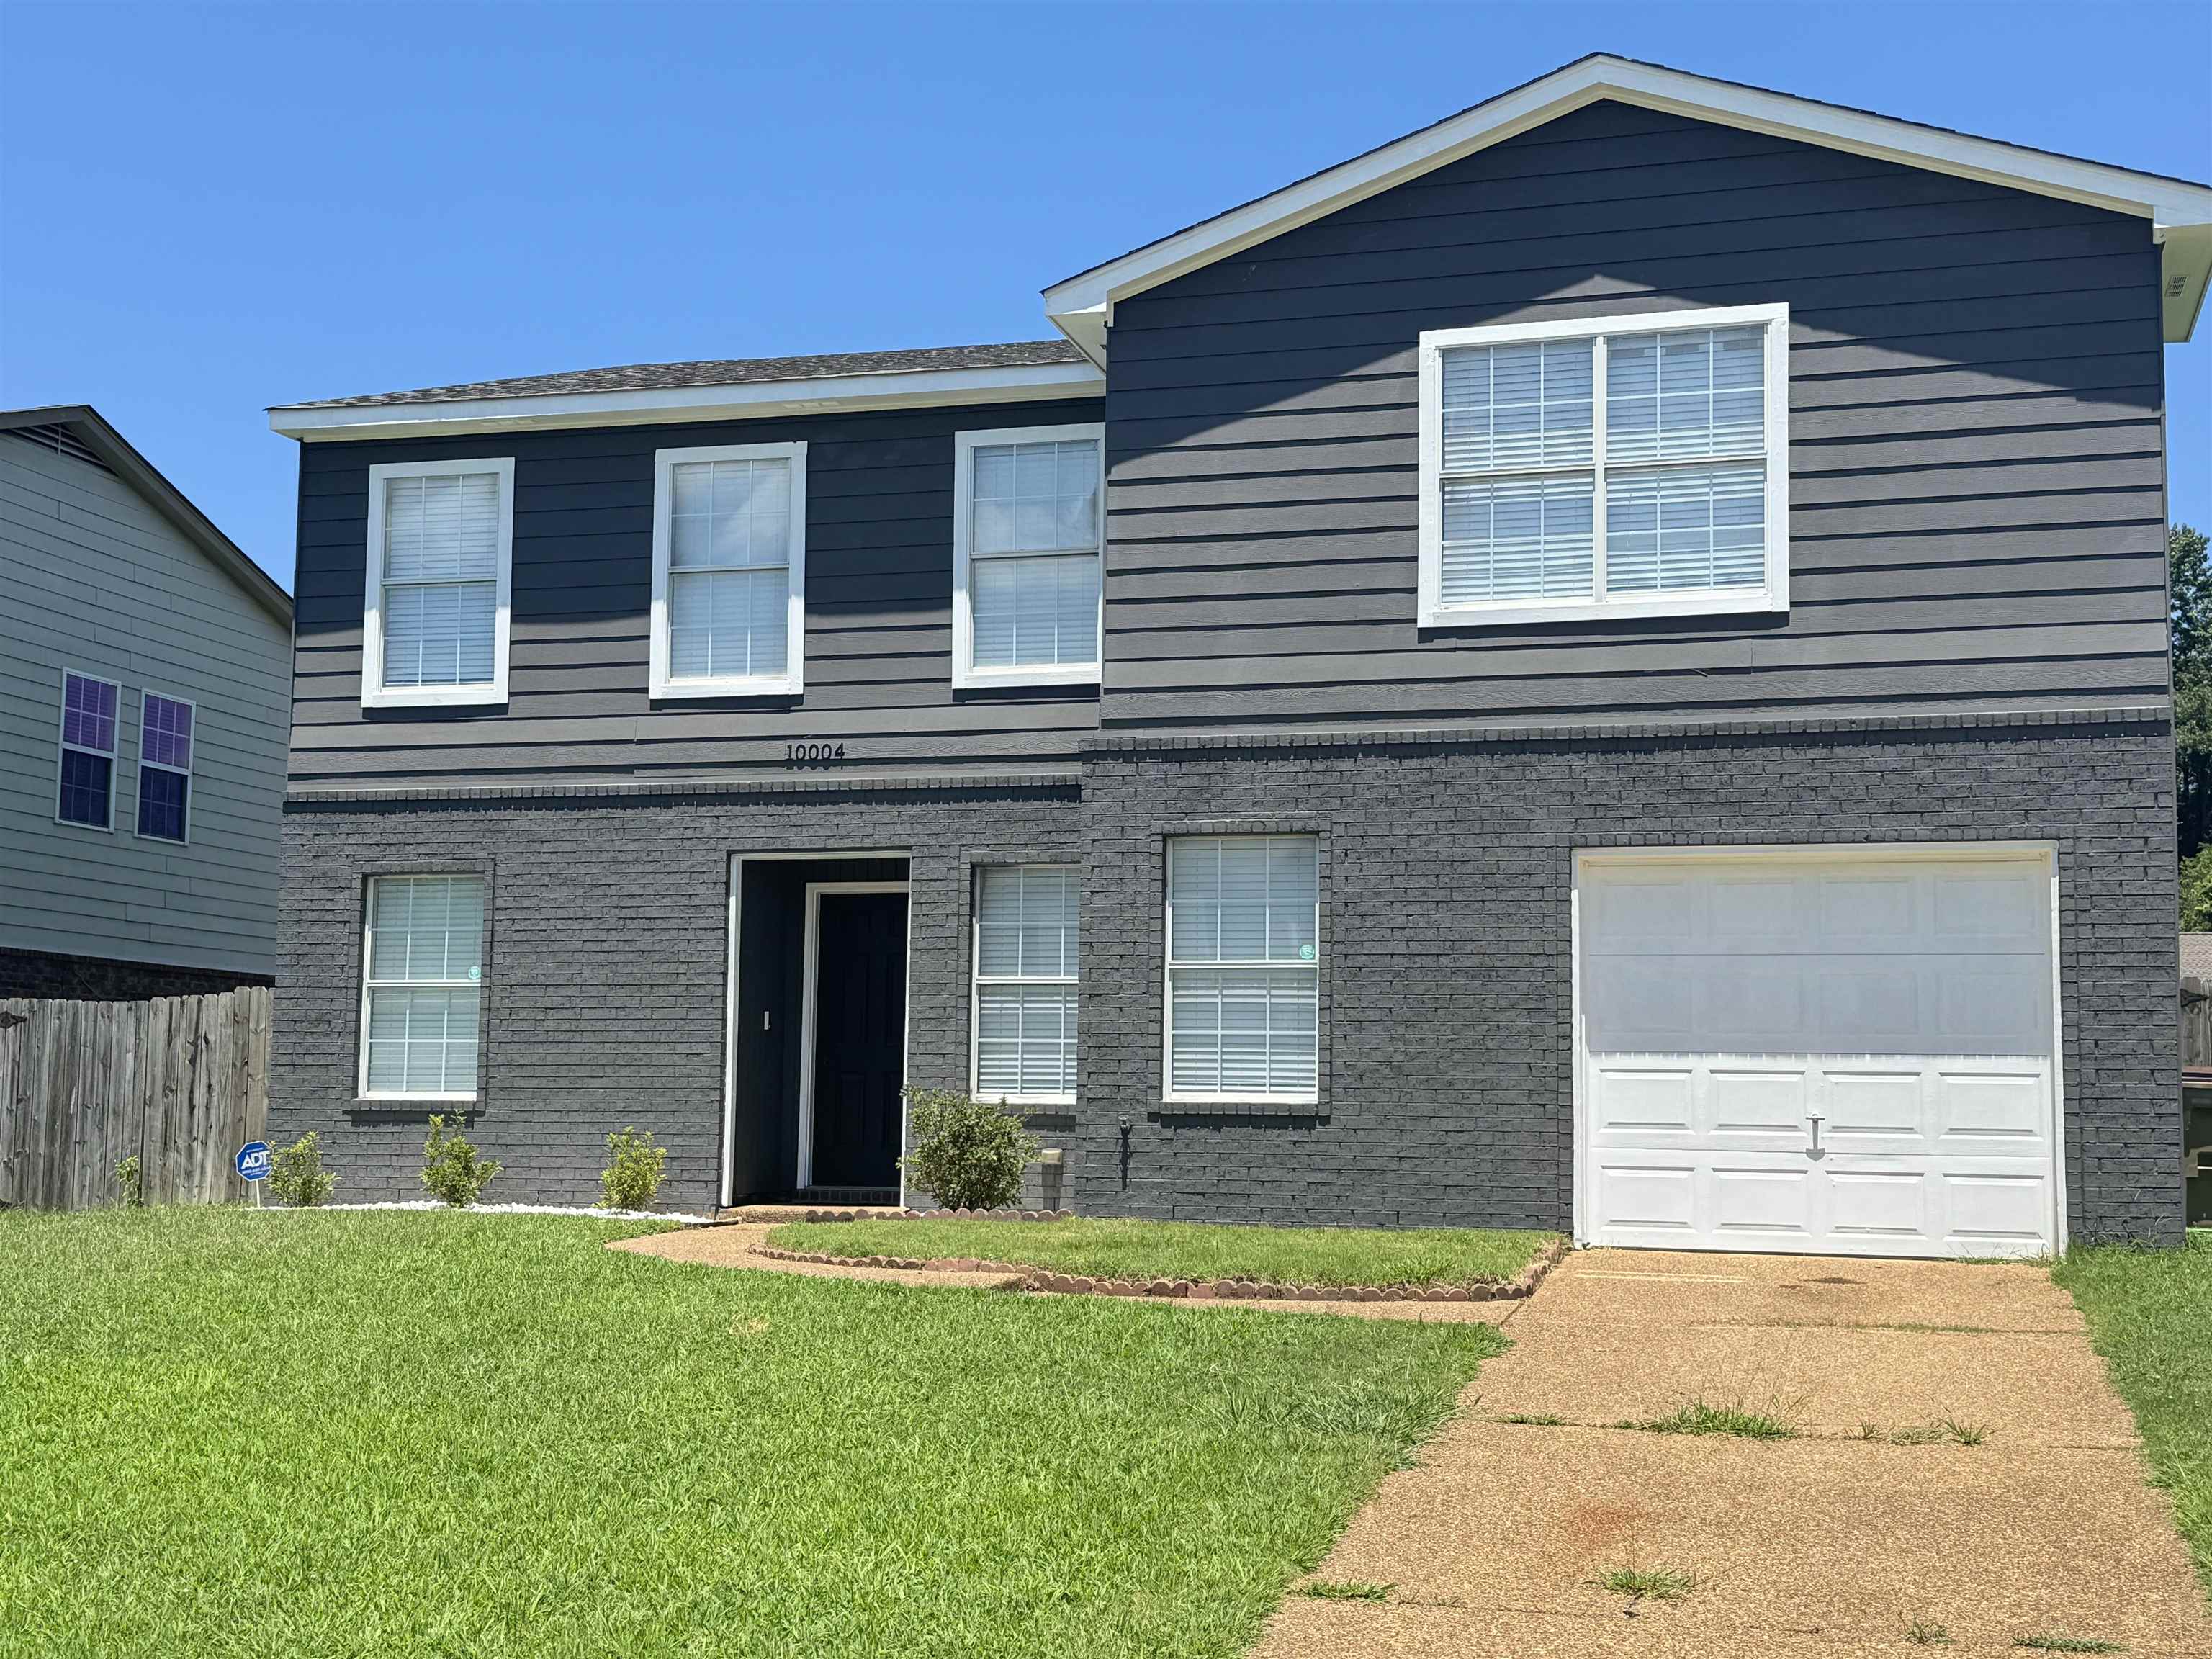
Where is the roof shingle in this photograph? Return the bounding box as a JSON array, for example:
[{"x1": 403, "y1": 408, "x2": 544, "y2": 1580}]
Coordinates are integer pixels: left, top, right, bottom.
[{"x1": 276, "y1": 339, "x2": 1089, "y2": 411}]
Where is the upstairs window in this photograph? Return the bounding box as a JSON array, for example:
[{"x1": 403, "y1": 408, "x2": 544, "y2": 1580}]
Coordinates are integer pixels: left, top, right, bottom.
[
  {"x1": 1416, "y1": 305, "x2": 1788, "y2": 629},
  {"x1": 360, "y1": 874, "x2": 485, "y2": 1100},
  {"x1": 364, "y1": 458, "x2": 514, "y2": 708},
  {"x1": 953, "y1": 425, "x2": 1102, "y2": 688},
  {"x1": 136, "y1": 691, "x2": 194, "y2": 843},
  {"x1": 972, "y1": 865, "x2": 1079, "y2": 1103},
  {"x1": 55, "y1": 670, "x2": 119, "y2": 830},
  {"x1": 650, "y1": 442, "x2": 806, "y2": 698}
]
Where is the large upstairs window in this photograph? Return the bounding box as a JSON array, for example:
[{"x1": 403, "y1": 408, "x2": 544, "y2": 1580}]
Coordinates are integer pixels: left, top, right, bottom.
[{"x1": 1416, "y1": 305, "x2": 1789, "y2": 629}]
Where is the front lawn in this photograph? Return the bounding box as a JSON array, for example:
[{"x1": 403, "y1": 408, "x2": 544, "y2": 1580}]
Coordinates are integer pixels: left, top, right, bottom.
[
  {"x1": 2052, "y1": 1232, "x2": 2212, "y2": 1598},
  {"x1": 0, "y1": 1208, "x2": 1503, "y2": 1658},
  {"x1": 768, "y1": 1214, "x2": 1558, "y2": 1287}
]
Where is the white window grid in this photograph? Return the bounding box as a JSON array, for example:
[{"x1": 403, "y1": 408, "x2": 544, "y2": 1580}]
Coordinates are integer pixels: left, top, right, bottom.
[
  {"x1": 649, "y1": 441, "x2": 808, "y2": 698},
  {"x1": 54, "y1": 667, "x2": 120, "y2": 832},
  {"x1": 362, "y1": 457, "x2": 516, "y2": 709},
  {"x1": 951, "y1": 423, "x2": 1104, "y2": 689},
  {"x1": 135, "y1": 688, "x2": 196, "y2": 844},
  {"x1": 1416, "y1": 303, "x2": 1789, "y2": 629}
]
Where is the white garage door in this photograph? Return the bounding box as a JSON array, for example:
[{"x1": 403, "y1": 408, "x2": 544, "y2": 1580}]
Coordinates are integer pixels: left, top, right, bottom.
[{"x1": 1577, "y1": 849, "x2": 2059, "y2": 1259}]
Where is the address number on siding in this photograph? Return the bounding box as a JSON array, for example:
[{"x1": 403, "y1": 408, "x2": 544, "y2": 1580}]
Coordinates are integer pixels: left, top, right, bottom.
[{"x1": 786, "y1": 742, "x2": 846, "y2": 764}]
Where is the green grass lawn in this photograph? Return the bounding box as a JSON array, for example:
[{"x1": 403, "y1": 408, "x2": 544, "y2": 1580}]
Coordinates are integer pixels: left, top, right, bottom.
[
  {"x1": 2051, "y1": 1231, "x2": 2212, "y2": 1598},
  {"x1": 768, "y1": 1215, "x2": 1557, "y2": 1288},
  {"x1": 0, "y1": 1208, "x2": 1503, "y2": 1658}
]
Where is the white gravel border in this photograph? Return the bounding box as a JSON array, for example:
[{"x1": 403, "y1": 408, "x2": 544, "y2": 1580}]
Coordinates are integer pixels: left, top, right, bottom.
[{"x1": 256, "y1": 1200, "x2": 711, "y2": 1225}]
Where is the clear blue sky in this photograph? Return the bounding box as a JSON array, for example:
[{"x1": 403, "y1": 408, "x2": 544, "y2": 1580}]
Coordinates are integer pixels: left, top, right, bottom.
[{"x1": 4, "y1": 0, "x2": 2207, "y2": 591}]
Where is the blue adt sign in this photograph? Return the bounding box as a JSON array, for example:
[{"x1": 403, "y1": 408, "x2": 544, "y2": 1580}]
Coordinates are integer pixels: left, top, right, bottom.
[{"x1": 235, "y1": 1141, "x2": 271, "y2": 1182}]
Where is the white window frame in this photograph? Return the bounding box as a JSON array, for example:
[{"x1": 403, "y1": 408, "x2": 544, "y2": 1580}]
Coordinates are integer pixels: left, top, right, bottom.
[
  {"x1": 133, "y1": 686, "x2": 196, "y2": 845},
  {"x1": 53, "y1": 666, "x2": 120, "y2": 834},
  {"x1": 356, "y1": 873, "x2": 485, "y2": 1102},
  {"x1": 1416, "y1": 303, "x2": 1789, "y2": 630},
  {"x1": 950, "y1": 422, "x2": 1105, "y2": 691},
  {"x1": 1161, "y1": 834, "x2": 1321, "y2": 1107},
  {"x1": 649, "y1": 440, "x2": 807, "y2": 699},
  {"x1": 968, "y1": 863, "x2": 1079, "y2": 1108},
  {"x1": 362, "y1": 457, "x2": 516, "y2": 709}
]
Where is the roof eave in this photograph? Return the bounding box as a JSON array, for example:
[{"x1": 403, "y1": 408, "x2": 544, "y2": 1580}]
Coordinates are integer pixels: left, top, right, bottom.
[
  {"x1": 270, "y1": 358, "x2": 1107, "y2": 442},
  {"x1": 1042, "y1": 54, "x2": 2212, "y2": 344}
]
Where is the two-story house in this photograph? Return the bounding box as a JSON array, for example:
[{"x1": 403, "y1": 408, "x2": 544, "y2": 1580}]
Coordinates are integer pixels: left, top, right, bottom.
[
  {"x1": 2, "y1": 405, "x2": 292, "y2": 999},
  {"x1": 267, "y1": 56, "x2": 2211, "y2": 1254}
]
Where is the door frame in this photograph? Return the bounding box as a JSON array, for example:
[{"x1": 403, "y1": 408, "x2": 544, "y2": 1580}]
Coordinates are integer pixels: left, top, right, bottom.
[
  {"x1": 797, "y1": 880, "x2": 912, "y2": 1193},
  {"x1": 721, "y1": 851, "x2": 909, "y2": 1209},
  {"x1": 1569, "y1": 840, "x2": 2066, "y2": 1256}
]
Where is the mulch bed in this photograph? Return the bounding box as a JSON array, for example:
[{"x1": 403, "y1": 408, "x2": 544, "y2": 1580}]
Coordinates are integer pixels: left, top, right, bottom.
[{"x1": 752, "y1": 1236, "x2": 1569, "y2": 1304}]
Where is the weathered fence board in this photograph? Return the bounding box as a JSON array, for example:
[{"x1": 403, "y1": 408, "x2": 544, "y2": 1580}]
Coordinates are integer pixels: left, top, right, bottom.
[
  {"x1": 0, "y1": 986, "x2": 270, "y2": 1211},
  {"x1": 2185, "y1": 976, "x2": 2212, "y2": 1071}
]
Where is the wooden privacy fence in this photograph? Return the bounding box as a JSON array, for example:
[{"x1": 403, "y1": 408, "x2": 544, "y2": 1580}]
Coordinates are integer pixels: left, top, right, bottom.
[
  {"x1": 2186, "y1": 976, "x2": 2212, "y2": 1071},
  {"x1": 0, "y1": 986, "x2": 270, "y2": 1211}
]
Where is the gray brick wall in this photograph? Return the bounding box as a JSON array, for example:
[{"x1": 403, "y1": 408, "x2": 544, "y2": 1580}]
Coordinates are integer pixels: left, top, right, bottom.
[
  {"x1": 273, "y1": 714, "x2": 2182, "y2": 1243},
  {"x1": 274, "y1": 783, "x2": 1081, "y2": 1215}
]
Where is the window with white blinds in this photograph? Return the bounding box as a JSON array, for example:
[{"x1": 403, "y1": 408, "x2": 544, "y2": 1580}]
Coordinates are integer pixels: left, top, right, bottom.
[
  {"x1": 1416, "y1": 305, "x2": 1788, "y2": 628},
  {"x1": 359, "y1": 875, "x2": 485, "y2": 1099},
  {"x1": 364, "y1": 459, "x2": 513, "y2": 707},
  {"x1": 971, "y1": 865, "x2": 1078, "y2": 1102},
  {"x1": 1166, "y1": 835, "x2": 1319, "y2": 1102},
  {"x1": 651, "y1": 441, "x2": 806, "y2": 696},
  {"x1": 953, "y1": 424, "x2": 1102, "y2": 688}
]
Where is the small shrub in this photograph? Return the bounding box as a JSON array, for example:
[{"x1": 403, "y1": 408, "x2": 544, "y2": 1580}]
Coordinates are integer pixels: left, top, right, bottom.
[
  {"x1": 114, "y1": 1154, "x2": 144, "y2": 1210},
  {"x1": 269, "y1": 1133, "x2": 336, "y2": 1208},
  {"x1": 420, "y1": 1113, "x2": 500, "y2": 1208},
  {"x1": 596, "y1": 1126, "x2": 667, "y2": 1213},
  {"x1": 899, "y1": 1087, "x2": 1038, "y2": 1212}
]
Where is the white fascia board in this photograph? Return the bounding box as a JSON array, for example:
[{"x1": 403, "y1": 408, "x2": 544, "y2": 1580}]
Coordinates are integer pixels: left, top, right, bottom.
[
  {"x1": 271, "y1": 359, "x2": 1107, "y2": 442},
  {"x1": 1043, "y1": 54, "x2": 2212, "y2": 342}
]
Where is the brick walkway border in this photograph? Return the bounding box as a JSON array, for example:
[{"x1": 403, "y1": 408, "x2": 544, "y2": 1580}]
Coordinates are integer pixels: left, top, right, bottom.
[{"x1": 752, "y1": 1236, "x2": 1568, "y2": 1303}]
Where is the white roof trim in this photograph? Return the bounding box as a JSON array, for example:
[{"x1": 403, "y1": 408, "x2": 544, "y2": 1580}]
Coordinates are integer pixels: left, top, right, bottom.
[
  {"x1": 1042, "y1": 54, "x2": 2212, "y2": 344},
  {"x1": 270, "y1": 359, "x2": 1106, "y2": 442}
]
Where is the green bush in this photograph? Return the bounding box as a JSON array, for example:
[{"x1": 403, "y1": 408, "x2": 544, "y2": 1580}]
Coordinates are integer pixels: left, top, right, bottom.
[
  {"x1": 420, "y1": 1114, "x2": 500, "y2": 1208},
  {"x1": 898, "y1": 1087, "x2": 1038, "y2": 1211},
  {"x1": 596, "y1": 1126, "x2": 667, "y2": 1212},
  {"x1": 114, "y1": 1154, "x2": 144, "y2": 1210},
  {"x1": 269, "y1": 1132, "x2": 336, "y2": 1208}
]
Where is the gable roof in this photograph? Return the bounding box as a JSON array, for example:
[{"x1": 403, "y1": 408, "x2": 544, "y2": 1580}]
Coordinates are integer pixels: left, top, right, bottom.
[
  {"x1": 269, "y1": 340, "x2": 1102, "y2": 441},
  {"x1": 1042, "y1": 52, "x2": 2212, "y2": 361},
  {"x1": 0, "y1": 405, "x2": 292, "y2": 625}
]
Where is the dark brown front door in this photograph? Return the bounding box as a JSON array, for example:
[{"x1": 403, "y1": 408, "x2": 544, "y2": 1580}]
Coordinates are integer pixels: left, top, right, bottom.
[{"x1": 809, "y1": 891, "x2": 907, "y2": 1188}]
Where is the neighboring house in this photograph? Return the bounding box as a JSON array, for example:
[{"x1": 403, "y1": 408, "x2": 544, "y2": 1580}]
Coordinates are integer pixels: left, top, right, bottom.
[
  {"x1": 266, "y1": 55, "x2": 2210, "y2": 1254},
  {"x1": 1, "y1": 407, "x2": 292, "y2": 999}
]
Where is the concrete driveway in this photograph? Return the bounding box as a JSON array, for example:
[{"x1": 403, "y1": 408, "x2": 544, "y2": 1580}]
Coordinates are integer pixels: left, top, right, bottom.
[{"x1": 1253, "y1": 1249, "x2": 2211, "y2": 1658}]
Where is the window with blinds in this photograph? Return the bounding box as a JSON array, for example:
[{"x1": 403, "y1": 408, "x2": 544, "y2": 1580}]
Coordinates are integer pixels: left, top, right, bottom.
[
  {"x1": 1166, "y1": 835, "x2": 1319, "y2": 1102},
  {"x1": 651, "y1": 441, "x2": 806, "y2": 696},
  {"x1": 364, "y1": 459, "x2": 513, "y2": 706},
  {"x1": 1418, "y1": 306, "x2": 1786, "y2": 626},
  {"x1": 971, "y1": 865, "x2": 1078, "y2": 1102},
  {"x1": 360, "y1": 875, "x2": 485, "y2": 1098},
  {"x1": 55, "y1": 670, "x2": 119, "y2": 830},
  {"x1": 136, "y1": 691, "x2": 194, "y2": 842},
  {"x1": 953, "y1": 425, "x2": 1102, "y2": 686}
]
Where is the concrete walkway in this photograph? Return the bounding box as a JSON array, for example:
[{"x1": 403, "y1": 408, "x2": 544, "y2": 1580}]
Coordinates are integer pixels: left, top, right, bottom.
[{"x1": 1253, "y1": 1249, "x2": 2211, "y2": 1658}]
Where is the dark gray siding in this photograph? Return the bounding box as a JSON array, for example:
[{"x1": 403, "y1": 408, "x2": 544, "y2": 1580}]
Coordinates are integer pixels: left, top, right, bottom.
[
  {"x1": 1101, "y1": 100, "x2": 2170, "y2": 731},
  {"x1": 289, "y1": 397, "x2": 1104, "y2": 791}
]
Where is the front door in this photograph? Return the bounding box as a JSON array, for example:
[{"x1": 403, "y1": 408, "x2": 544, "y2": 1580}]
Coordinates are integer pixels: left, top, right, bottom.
[{"x1": 809, "y1": 890, "x2": 907, "y2": 1189}]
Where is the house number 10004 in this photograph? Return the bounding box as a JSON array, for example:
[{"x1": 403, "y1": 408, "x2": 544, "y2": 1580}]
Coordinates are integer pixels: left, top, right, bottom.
[{"x1": 786, "y1": 742, "x2": 846, "y2": 764}]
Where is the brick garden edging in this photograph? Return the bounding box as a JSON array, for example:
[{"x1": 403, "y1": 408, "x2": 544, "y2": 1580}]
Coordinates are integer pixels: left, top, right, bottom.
[
  {"x1": 752, "y1": 1235, "x2": 1570, "y2": 1304},
  {"x1": 796, "y1": 1207, "x2": 1074, "y2": 1224}
]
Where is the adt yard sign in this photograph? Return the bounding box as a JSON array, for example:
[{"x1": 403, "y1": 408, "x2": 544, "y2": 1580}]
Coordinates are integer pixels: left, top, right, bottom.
[{"x1": 235, "y1": 1141, "x2": 271, "y2": 1182}]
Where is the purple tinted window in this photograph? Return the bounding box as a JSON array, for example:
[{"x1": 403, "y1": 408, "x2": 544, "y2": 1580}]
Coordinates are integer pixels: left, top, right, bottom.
[
  {"x1": 58, "y1": 748, "x2": 111, "y2": 828},
  {"x1": 138, "y1": 765, "x2": 188, "y2": 841},
  {"x1": 62, "y1": 673, "x2": 118, "y2": 754},
  {"x1": 142, "y1": 693, "x2": 194, "y2": 771}
]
